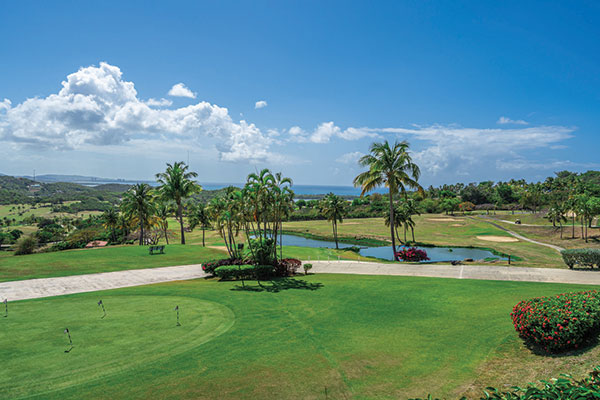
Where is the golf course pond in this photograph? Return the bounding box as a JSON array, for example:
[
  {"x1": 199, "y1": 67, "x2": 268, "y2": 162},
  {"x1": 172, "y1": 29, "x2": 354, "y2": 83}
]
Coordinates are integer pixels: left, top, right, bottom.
[{"x1": 280, "y1": 234, "x2": 508, "y2": 262}]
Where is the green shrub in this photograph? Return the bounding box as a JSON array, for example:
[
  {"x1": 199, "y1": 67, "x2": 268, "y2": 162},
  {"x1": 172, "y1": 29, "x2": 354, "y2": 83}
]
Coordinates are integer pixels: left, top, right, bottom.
[
  {"x1": 14, "y1": 235, "x2": 38, "y2": 255},
  {"x1": 561, "y1": 248, "x2": 600, "y2": 269},
  {"x1": 303, "y1": 263, "x2": 313, "y2": 275},
  {"x1": 412, "y1": 366, "x2": 600, "y2": 399},
  {"x1": 214, "y1": 264, "x2": 275, "y2": 280},
  {"x1": 511, "y1": 290, "x2": 600, "y2": 353}
]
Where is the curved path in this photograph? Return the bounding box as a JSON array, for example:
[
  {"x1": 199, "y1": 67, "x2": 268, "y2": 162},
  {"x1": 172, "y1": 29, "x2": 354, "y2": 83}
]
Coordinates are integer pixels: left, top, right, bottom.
[
  {"x1": 472, "y1": 217, "x2": 565, "y2": 252},
  {"x1": 3, "y1": 260, "x2": 600, "y2": 302}
]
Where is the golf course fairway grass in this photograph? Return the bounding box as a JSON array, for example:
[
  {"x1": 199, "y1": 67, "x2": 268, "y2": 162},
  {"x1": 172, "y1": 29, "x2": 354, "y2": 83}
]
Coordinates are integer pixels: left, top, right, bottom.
[
  {"x1": 1, "y1": 295, "x2": 234, "y2": 399},
  {"x1": 2, "y1": 274, "x2": 599, "y2": 399}
]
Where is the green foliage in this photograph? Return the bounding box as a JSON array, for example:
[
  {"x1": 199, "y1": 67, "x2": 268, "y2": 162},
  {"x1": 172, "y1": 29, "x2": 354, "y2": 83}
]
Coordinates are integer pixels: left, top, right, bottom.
[
  {"x1": 511, "y1": 290, "x2": 600, "y2": 353},
  {"x1": 303, "y1": 263, "x2": 312, "y2": 274},
  {"x1": 248, "y1": 237, "x2": 275, "y2": 265},
  {"x1": 561, "y1": 248, "x2": 600, "y2": 269},
  {"x1": 14, "y1": 235, "x2": 38, "y2": 255},
  {"x1": 214, "y1": 264, "x2": 274, "y2": 280}
]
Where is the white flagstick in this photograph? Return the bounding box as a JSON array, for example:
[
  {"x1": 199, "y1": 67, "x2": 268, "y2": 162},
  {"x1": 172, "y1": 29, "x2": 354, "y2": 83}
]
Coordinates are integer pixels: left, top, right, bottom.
[{"x1": 3, "y1": 299, "x2": 6, "y2": 318}]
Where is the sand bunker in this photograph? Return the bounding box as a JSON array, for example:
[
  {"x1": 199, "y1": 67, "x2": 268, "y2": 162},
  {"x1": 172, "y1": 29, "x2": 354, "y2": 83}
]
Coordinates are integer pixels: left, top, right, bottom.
[
  {"x1": 476, "y1": 236, "x2": 519, "y2": 243},
  {"x1": 427, "y1": 218, "x2": 461, "y2": 222},
  {"x1": 342, "y1": 222, "x2": 360, "y2": 225},
  {"x1": 208, "y1": 246, "x2": 228, "y2": 251},
  {"x1": 451, "y1": 224, "x2": 463, "y2": 227}
]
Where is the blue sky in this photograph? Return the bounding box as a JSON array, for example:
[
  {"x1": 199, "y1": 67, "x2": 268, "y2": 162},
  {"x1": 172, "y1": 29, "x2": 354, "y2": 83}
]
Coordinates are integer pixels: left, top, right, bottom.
[{"x1": 0, "y1": 1, "x2": 598, "y2": 186}]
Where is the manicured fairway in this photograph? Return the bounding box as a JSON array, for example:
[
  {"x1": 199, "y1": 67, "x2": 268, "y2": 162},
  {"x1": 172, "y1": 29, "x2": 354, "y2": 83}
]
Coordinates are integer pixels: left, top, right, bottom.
[
  {"x1": 3, "y1": 275, "x2": 599, "y2": 399},
  {"x1": 0, "y1": 245, "x2": 227, "y2": 282}
]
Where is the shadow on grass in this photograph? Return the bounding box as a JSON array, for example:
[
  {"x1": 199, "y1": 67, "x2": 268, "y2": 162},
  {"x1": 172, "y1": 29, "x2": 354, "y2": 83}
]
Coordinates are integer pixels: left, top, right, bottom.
[
  {"x1": 231, "y1": 277, "x2": 324, "y2": 293},
  {"x1": 523, "y1": 332, "x2": 600, "y2": 357}
]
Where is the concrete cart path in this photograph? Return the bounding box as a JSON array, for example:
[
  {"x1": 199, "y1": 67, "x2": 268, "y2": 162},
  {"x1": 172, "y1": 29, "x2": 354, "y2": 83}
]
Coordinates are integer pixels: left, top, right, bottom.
[
  {"x1": 2, "y1": 261, "x2": 600, "y2": 302},
  {"x1": 0, "y1": 264, "x2": 208, "y2": 302},
  {"x1": 308, "y1": 260, "x2": 599, "y2": 285}
]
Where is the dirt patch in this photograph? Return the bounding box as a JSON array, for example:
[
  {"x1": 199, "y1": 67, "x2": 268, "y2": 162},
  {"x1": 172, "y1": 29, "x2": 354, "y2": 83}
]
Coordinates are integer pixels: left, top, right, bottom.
[
  {"x1": 476, "y1": 235, "x2": 519, "y2": 243},
  {"x1": 427, "y1": 218, "x2": 461, "y2": 222},
  {"x1": 451, "y1": 224, "x2": 463, "y2": 227},
  {"x1": 208, "y1": 246, "x2": 228, "y2": 251},
  {"x1": 341, "y1": 222, "x2": 360, "y2": 225}
]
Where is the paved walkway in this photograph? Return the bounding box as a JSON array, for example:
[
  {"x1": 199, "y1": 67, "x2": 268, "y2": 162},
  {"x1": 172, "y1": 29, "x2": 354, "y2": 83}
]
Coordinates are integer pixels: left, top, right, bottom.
[
  {"x1": 473, "y1": 217, "x2": 565, "y2": 252},
  {"x1": 0, "y1": 264, "x2": 207, "y2": 302},
  {"x1": 3, "y1": 261, "x2": 600, "y2": 302}
]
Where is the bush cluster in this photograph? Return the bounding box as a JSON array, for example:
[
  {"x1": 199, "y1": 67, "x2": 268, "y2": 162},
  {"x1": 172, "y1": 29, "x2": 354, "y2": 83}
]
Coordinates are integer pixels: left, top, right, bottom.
[
  {"x1": 395, "y1": 247, "x2": 430, "y2": 262},
  {"x1": 214, "y1": 264, "x2": 274, "y2": 280},
  {"x1": 275, "y1": 258, "x2": 302, "y2": 276},
  {"x1": 511, "y1": 290, "x2": 600, "y2": 353},
  {"x1": 561, "y1": 248, "x2": 600, "y2": 269},
  {"x1": 202, "y1": 258, "x2": 249, "y2": 275},
  {"x1": 413, "y1": 366, "x2": 600, "y2": 400}
]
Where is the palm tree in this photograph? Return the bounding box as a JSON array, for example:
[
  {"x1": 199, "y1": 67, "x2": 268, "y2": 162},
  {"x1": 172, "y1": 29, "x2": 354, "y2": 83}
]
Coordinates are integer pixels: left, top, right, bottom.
[
  {"x1": 102, "y1": 207, "x2": 119, "y2": 243},
  {"x1": 354, "y1": 140, "x2": 423, "y2": 258},
  {"x1": 320, "y1": 193, "x2": 346, "y2": 249},
  {"x1": 156, "y1": 162, "x2": 202, "y2": 245},
  {"x1": 155, "y1": 202, "x2": 173, "y2": 244},
  {"x1": 189, "y1": 202, "x2": 211, "y2": 247},
  {"x1": 546, "y1": 203, "x2": 567, "y2": 239},
  {"x1": 120, "y1": 183, "x2": 156, "y2": 245}
]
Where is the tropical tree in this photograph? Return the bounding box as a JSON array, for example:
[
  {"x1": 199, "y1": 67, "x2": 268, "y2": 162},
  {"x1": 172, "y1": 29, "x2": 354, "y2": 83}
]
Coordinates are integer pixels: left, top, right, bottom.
[
  {"x1": 354, "y1": 140, "x2": 423, "y2": 258},
  {"x1": 156, "y1": 162, "x2": 202, "y2": 245},
  {"x1": 101, "y1": 207, "x2": 119, "y2": 243},
  {"x1": 188, "y1": 202, "x2": 211, "y2": 247},
  {"x1": 155, "y1": 202, "x2": 173, "y2": 245},
  {"x1": 120, "y1": 183, "x2": 156, "y2": 245},
  {"x1": 546, "y1": 203, "x2": 567, "y2": 239},
  {"x1": 319, "y1": 193, "x2": 346, "y2": 249}
]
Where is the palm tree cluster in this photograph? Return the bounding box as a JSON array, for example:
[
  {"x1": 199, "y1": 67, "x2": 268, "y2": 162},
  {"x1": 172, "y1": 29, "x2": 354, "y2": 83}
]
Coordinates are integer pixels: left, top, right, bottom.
[
  {"x1": 206, "y1": 169, "x2": 294, "y2": 264},
  {"x1": 354, "y1": 140, "x2": 424, "y2": 258},
  {"x1": 114, "y1": 161, "x2": 202, "y2": 246}
]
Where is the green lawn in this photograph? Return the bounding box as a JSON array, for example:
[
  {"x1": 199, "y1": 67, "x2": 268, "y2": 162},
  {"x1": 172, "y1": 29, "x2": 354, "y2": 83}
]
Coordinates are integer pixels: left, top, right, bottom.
[
  {"x1": 0, "y1": 245, "x2": 227, "y2": 282},
  {"x1": 2, "y1": 275, "x2": 599, "y2": 399}
]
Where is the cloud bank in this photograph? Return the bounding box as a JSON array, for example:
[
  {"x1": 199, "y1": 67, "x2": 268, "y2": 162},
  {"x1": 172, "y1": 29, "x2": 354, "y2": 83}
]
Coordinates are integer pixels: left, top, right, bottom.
[{"x1": 0, "y1": 62, "x2": 275, "y2": 162}]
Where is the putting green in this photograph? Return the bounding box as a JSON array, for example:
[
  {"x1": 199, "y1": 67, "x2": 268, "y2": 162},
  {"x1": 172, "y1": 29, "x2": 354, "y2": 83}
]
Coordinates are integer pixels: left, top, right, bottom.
[{"x1": 1, "y1": 295, "x2": 234, "y2": 399}]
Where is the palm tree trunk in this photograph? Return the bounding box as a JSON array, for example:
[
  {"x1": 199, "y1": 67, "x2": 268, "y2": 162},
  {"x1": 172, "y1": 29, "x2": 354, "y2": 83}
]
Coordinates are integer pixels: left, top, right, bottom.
[
  {"x1": 178, "y1": 203, "x2": 185, "y2": 245},
  {"x1": 388, "y1": 190, "x2": 397, "y2": 258},
  {"x1": 333, "y1": 220, "x2": 338, "y2": 249},
  {"x1": 164, "y1": 227, "x2": 169, "y2": 244},
  {"x1": 139, "y1": 221, "x2": 144, "y2": 246},
  {"x1": 403, "y1": 225, "x2": 407, "y2": 243},
  {"x1": 411, "y1": 226, "x2": 415, "y2": 242},
  {"x1": 559, "y1": 222, "x2": 563, "y2": 239},
  {"x1": 202, "y1": 228, "x2": 205, "y2": 247},
  {"x1": 572, "y1": 215, "x2": 575, "y2": 238}
]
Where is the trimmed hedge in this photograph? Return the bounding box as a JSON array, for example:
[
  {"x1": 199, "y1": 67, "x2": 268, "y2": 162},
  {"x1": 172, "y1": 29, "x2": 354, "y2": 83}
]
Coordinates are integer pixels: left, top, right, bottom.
[
  {"x1": 511, "y1": 290, "x2": 600, "y2": 353},
  {"x1": 412, "y1": 366, "x2": 600, "y2": 399},
  {"x1": 561, "y1": 248, "x2": 600, "y2": 269},
  {"x1": 214, "y1": 264, "x2": 275, "y2": 280},
  {"x1": 202, "y1": 258, "x2": 249, "y2": 275}
]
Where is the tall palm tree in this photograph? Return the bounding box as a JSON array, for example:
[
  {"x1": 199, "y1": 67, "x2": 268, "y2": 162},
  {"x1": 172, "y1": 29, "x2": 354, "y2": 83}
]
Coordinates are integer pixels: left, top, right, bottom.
[
  {"x1": 189, "y1": 202, "x2": 211, "y2": 247},
  {"x1": 120, "y1": 183, "x2": 156, "y2": 245},
  {"x1": 354, "y1": 140, "x2": 423, "y2": 258},
  {"x1": 156, "y1": 162, "x2": 202, "y2": 245},
  {"x1": 320, "y1": 193, "x2": 346, "y2": 249},
  {"x1": 102, "y1": 207, "x2": 119, "y2": 243},
  {"x1": 547, "y1": 203, "x2": 567, "y2": 239},
  {"x1": 156, "y1": 202, "x2": 173, "y2": 244}
]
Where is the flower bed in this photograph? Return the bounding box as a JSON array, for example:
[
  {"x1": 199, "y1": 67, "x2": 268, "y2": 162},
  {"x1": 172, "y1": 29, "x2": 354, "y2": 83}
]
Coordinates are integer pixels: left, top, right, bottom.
[
  {"x1": 395, "y1": 247, "x2": 430, "y2": 262},
  {"x1": 511, "y1": 290, "x2": 600, "y2": 353}
]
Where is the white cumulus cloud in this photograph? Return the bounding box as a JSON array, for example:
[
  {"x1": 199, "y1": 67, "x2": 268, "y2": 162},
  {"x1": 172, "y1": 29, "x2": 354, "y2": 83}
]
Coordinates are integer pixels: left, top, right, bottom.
[
  {"x1": 255, "y1": 100, "x2": 268, "y2": 109},
  {"x1": 288, "y1": 122, "x2": 380, "y2": 143},
  {"x1": 144, "y1": 98, "x2": 173, "y2": 107},
  {"x1": 336, "y1": 151, "x2": 364, "y2": 164},
  {"x1": 0, "y1": 62, "x2": 276, "y2": 162},
  {"x1": 497, "y1": 116, "x2": 528, "y2": 125},
  {"x1": 168, "y1": 82, "x2": 197, "y2": 98}
]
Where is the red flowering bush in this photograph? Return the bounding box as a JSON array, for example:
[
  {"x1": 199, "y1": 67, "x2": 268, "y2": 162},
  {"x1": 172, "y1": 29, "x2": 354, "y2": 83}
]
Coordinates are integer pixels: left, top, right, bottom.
[
  {"x1": 395, "y1": 247, "x2": 430, "y2": 262},
  {"x1": 511, "y1": 290, "x2": 600, "y2": 353}
]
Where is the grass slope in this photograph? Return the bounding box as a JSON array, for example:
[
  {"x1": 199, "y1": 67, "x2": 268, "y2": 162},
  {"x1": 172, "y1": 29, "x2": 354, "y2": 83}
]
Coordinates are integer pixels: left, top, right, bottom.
[{"x1": 2, "y1": 275, "x2": 599, "y2": 399}]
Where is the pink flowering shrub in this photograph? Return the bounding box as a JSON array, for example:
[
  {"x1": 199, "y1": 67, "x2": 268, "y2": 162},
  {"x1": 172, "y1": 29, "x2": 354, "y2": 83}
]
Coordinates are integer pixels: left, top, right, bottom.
[
  {"x1": 511, "y1": 290, "x2": 600, "y2": 353},
  {"x1": 395, "y1": 247, "x2": 430, "y2": 262}
]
